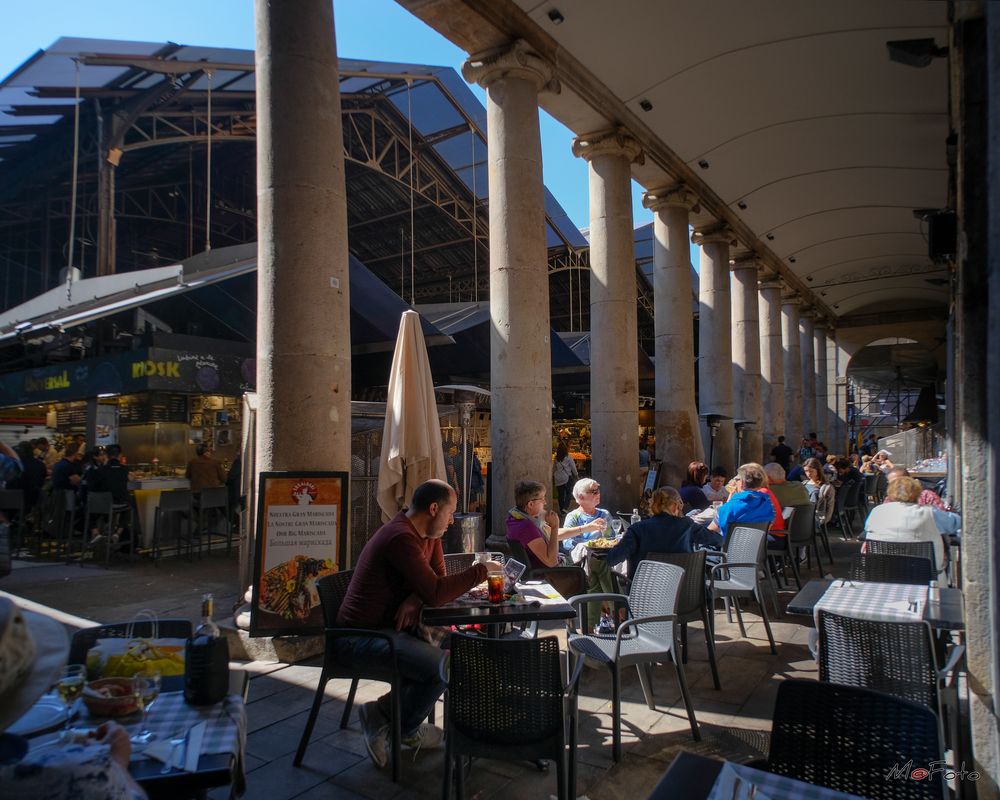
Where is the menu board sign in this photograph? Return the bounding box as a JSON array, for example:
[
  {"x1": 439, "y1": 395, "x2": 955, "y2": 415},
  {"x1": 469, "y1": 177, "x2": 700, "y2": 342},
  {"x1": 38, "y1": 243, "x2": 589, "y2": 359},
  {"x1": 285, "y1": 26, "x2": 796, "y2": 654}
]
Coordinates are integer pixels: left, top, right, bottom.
[{"x1": 249, "y1": 471, "x2": 349, "y2": 637}]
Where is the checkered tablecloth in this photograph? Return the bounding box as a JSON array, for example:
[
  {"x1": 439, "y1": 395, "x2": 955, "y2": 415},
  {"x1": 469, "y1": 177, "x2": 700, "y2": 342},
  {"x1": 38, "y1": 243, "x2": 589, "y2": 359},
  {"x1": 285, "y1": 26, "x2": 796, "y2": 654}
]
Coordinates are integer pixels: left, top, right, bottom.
[
  {"x1": 710, "y1": 761, "x2": 866, "y2": 800},
  {"x1": 814, "y1": 580, "x2": 928, "y2": 626},
  {"x1": 132, "y1": 691, "x2": 245, "y2": 758}
]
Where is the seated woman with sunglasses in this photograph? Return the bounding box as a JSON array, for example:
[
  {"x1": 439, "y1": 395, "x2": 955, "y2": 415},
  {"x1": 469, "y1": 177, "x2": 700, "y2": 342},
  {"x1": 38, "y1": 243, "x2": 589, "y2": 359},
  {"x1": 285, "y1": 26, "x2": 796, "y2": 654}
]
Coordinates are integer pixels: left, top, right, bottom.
[{"x1": 506, "y1": 480, "x2": 582, "y2": 570}]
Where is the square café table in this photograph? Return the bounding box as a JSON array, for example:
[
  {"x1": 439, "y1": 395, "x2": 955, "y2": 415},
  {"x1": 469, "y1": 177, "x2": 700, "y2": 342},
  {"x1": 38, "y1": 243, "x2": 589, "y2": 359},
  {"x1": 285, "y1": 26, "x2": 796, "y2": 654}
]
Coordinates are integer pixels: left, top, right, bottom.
[
  {"x1": 786, "y1": 578, "x2": 965, "y2": 630},
  {"x1": 421, "y1": 580, "x2": 576, "y2": 628}
]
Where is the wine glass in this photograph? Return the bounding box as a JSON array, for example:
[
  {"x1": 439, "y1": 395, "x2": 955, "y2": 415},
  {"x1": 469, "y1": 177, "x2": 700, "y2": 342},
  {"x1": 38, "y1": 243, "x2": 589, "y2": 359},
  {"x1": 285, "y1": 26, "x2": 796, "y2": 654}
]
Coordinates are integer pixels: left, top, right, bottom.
[
  {"x1": 610, "y1": 517, "x2": 623, "y2": 539},
  {"x1": 56, "y1": 665, "x2": 86, "y2": 730},
  {"x1": 130, "y1": 668, "x2": 162, "y2": 744}
]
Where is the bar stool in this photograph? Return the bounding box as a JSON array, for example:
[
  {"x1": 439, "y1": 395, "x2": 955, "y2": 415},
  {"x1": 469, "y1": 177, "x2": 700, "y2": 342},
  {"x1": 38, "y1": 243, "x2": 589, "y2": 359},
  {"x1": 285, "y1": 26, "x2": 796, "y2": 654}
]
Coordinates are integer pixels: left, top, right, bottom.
[
  {"x1": 152, "y1": 489, "x2": 194, "y2": 564},
  {"x1": 53, "y1": 489, "x2": 78, "y2": 560},
  {"x1": 81, "y1": 492, "x2": 135, "y2": 568},
  {"x1": 0, "y1": 490, "x2": 25, "y2": 554},
  {"x1": 195, "y1": 486, "x2": 230, "y2": 556}
]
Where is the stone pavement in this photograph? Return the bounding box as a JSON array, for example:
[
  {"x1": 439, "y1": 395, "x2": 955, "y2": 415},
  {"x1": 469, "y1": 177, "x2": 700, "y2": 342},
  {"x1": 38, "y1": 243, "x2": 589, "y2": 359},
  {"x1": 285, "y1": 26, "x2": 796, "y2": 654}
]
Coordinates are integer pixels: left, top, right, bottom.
[{"x1": 2, "y1": 538, "x2": 860, "y2": 799}]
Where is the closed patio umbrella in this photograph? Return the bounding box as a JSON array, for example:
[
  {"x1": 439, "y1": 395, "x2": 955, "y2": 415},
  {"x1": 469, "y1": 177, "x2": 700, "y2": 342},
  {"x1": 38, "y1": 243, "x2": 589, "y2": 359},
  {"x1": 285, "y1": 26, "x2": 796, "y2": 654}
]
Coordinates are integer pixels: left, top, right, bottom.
[{"x1": 377, "y1": 310, "x2": 447, "y2": 520}]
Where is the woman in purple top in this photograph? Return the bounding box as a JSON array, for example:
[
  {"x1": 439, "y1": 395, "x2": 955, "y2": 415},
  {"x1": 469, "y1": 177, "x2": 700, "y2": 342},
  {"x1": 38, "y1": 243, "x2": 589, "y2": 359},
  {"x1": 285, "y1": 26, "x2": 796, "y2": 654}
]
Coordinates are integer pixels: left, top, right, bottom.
[{"x1": 505, "y1": 480, "x2": 578, "y2": 569}]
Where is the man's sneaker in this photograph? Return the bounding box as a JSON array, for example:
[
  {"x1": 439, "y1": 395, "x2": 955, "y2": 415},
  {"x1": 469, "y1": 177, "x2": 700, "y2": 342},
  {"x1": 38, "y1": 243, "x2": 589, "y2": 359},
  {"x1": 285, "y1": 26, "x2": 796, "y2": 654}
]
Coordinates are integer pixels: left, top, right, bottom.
[
  {"x1": 358, "y1": 702, "x2": 390, "y2": 769},
  {"x1": 401, "y1": 723, "x2": 444, "y2": 757}
]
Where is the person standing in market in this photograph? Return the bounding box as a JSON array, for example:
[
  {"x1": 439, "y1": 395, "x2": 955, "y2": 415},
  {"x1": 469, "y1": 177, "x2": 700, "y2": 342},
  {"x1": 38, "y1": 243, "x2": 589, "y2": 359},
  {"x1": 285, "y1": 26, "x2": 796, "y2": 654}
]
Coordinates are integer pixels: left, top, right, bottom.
[
  {"x1": 552, "y1": 442, "x2": 578, "y2": 514},
  {"x1": 185, "y1": 444, "x2": 226, "y2": 491}
]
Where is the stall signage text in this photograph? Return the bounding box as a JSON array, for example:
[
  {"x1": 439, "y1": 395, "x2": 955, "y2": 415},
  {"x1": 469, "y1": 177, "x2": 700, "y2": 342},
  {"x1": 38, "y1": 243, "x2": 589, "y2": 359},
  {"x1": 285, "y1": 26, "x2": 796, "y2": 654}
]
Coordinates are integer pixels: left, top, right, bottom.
[
  {"x1": 24, "y1": 370, "x2": 70, "y2": 392},
  {"x1": 132, "y1": 359, "x2": 180, "y2": 379}
]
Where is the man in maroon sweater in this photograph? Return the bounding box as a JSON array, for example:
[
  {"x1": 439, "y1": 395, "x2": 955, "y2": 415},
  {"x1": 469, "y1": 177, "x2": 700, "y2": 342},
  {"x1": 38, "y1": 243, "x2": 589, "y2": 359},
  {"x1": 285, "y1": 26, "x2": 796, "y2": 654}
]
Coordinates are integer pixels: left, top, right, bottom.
[{"x1": 337, "y1": 479, "x2": 498, "y2": 768}]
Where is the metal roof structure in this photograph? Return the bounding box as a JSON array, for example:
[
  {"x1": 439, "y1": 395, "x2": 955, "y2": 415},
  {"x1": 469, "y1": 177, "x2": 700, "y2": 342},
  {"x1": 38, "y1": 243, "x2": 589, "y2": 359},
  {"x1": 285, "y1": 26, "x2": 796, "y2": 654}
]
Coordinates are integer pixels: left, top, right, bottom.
[{"x1": 0, "y1": 37, "x2": 631, "y2": 365}]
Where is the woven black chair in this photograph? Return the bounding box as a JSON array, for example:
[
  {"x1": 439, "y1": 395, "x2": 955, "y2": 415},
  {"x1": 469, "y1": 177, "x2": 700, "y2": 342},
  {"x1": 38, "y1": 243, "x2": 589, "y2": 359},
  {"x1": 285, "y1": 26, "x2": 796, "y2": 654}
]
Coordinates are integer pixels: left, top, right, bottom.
[
  {"x1": 294, "y1": 570, "x2": 404, "y2": 782},
  {"x1": 866, "y1": 538, "x2": 938, "y2": 575},
  {"x1": 764, "y1": 680, "x2": 946, "y2": 800},
  {"x1": 646, "y1": 550, "x2": 720, "y2": 690},
  {"x1": 844, "y1": 479, "x2": 866, "y2": 533},
  {"x1": 765, "y1": 507, "x2": 811, "y2": 592},
  {"x1": 848, "y1": 553, "x2": 934, "y2": 585},
  {"x1": 69, "y1": 619, "x2": 193, "y2": 666},
  {"x1": 712, "y1": 526, "x2": 777, "y2": 654},
  {"x1": 442, "y1": 633, "x2": 583, "y2": 800},
  {"x1": 567, "y1": 560, "x2": 699, "y2": 762},
  {"x1": 832, "y1": 479, "x2": 855, "y2": 539}
]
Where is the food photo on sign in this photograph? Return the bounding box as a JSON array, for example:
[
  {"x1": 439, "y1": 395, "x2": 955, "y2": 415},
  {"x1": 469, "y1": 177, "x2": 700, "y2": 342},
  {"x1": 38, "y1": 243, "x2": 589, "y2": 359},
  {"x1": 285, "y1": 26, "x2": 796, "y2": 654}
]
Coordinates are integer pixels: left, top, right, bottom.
[{"x1": 250, "y1": 472, "x2": 349, "y2": 637}]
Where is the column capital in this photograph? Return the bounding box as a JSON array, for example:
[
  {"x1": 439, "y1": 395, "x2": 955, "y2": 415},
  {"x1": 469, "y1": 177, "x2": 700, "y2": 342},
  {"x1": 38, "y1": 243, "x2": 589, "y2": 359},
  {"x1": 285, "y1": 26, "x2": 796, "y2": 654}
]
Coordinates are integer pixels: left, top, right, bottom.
[
  {"x1": 758, "y1": 276, "x2": 784, "y2": 291},
  {"x1": 462, "y1": 39, "x2": 560, "y2": 93},
  {"x1": 642, "y1": 183, "x2": 699, "y2": 213},
  {"x1": 691, "y1": 222, "x2": 737, "y2": 247},
  {"x1": 781, "y1": 293, "x2": 802, "y2": 306},
  {"x1": 572, "y1": 127, "x2": 644, "y2": 165},
  {"x1": 730, "y1": 250, "x2": 761, "y2": 272}
]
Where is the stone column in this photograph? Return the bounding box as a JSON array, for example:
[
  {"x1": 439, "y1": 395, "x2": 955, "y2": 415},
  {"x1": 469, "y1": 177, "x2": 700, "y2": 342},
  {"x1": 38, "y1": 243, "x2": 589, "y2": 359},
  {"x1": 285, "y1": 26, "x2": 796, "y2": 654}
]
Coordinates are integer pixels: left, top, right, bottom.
[
  {"x1": 573, "y1": 128, "x2": 643, "y2": 513},
  {"x1": 814, "y1": 320, "x2": 829, "y2": 446},
  {"x1": 642, "y1": 185, "x2": 703, "y2": 488},
  {"x1": 255, "y1": 0, "x2": 351, "y2": 474},
  {"x1": 758, "y1": 277, "x2": 785, "y2": 457},
  {"x1": 731, "y1": 253, "x2": 763, "y2": 464},
  {"x1": 781, "y1": 295, "x2": 802, "y2": 444},
  {"x1": 463, "y1": 41, "x2": 559, "y2": 539},
  {"x1": 799, "y1": 311, "x2": 816, "y2": 440},
  {"x1": 693, "y1": 224, "x2": 737, "y2": 472}
]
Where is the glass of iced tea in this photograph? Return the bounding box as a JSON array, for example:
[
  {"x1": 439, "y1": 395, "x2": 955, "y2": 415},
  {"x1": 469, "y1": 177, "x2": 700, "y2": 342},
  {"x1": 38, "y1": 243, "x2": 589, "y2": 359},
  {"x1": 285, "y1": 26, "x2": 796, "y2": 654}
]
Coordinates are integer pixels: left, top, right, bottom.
[{"x1": 487, "y1": 573, "x2": 505, "y2": 604}]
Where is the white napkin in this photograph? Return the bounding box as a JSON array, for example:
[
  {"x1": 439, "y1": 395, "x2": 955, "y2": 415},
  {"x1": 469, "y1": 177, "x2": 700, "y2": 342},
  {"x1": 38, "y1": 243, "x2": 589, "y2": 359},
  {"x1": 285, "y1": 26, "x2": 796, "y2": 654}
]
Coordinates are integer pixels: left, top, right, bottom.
[
  {"x1": 185, "y1": 720, "x2": 206, "y2": 772},
  {"x1": 885, "y1": 599, "x2": 923, "y2": 616}
]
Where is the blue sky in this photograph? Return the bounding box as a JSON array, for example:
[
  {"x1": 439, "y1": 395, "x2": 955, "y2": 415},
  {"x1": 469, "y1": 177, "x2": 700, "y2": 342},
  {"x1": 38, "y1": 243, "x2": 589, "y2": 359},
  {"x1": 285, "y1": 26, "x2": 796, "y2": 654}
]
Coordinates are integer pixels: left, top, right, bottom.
[{"x1": 0, "y1": 0, "x2": 656, "y2": 234}]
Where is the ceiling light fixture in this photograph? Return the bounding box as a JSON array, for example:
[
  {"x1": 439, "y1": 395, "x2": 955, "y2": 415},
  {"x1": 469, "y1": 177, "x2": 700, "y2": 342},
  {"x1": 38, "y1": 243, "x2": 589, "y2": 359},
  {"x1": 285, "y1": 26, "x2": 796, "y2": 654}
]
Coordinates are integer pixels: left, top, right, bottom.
[
  {"x1": 698, "y1": 159, "x2": 709, "y2": 169},
  {"x1": 737, "y1": 200, "x2": 747, "y2": 210},
  {"x1": 789, "y1": 256, "x2": 797, "y2": 263},
  {"x1": 547, "y1": 8, "x2": 565, "y2": 24},
  {"x1": 765, "y1": 233, "x2": 774, "y2": 241},
  {"x1": 638, "y1": 98, "x2": 653, "y2": 112}
]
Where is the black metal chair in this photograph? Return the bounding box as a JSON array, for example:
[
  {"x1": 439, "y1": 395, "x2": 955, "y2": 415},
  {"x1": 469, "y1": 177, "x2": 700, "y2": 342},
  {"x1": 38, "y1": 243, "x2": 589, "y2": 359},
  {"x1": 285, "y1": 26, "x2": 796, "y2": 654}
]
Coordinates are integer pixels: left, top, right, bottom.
[
  {"x1": 69, "y1": 619, "x2": 193, "y2": 666},
  {"x1": 442, "y1": 633, "x2": 583, "y2": 800},
  {"x1": 865, "y1": 538, "x2": 938, "y2": 575},
  {"x1": 646, "y1": 550, "x2": 720, "y2": 690},
  {"x1": 195, "y1": 486, "x2": 231, "y2": 555},
  {"x1": 763, "y1": 680, "x2": 946, "y2": 800},
  {"x1": 152, "y1": 489, "x2": 194, "y2": 563},
  {"x1": 0, "y1": 489, "x2": 25, "y2": 554},
  {"x1": 294, "y1": 570, "x2": 404, "y2": 782},
  {"x1": 862, "y1": 473, "x2": 878, "y2": 512},
  {"x1": 567, "y1": 560, "x2": 699, "y2": 761},
  {"x1": 844, "y1": 479, "x2": 866, "y2": 534},
  {"x1": 848, "y1": 553, "x2": 934, "y2": 585},
  {"x1": 816, "y1": 610, "x2": 963, "y2": 777},
  {"x1": 832, "y1": 480, "x2": 855, "y2": 539},
  {"x1": 713, "y1": 525, "x2": 777, "y2": 654}
]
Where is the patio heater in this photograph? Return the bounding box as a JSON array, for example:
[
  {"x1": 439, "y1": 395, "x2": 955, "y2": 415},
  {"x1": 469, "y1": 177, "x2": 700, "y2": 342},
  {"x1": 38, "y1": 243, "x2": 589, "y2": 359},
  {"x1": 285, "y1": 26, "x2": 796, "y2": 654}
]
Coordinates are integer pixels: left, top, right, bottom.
[
  {"x1": 698, "y1": 413, "x2": 730, "y2": 472},
  {"x1": 733, "y1": 419, "x2": 755, "y2": 467}
]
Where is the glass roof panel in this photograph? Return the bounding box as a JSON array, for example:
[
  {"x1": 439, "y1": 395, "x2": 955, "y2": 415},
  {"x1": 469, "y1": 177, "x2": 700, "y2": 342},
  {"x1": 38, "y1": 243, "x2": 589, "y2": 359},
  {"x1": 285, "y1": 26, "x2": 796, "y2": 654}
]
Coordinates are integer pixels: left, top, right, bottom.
[{"x1": 386, "y1": 80, "x2": 464, "y2": 136}]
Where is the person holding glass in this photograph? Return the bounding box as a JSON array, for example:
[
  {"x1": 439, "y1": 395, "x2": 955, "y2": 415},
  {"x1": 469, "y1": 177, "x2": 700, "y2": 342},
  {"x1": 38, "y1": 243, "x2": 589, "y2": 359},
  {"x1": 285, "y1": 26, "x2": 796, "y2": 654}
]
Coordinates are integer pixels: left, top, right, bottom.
[
  {"x1": 0, "y1": 597, "x2": 148, "y2": 799},
  {"x1": 505, "y1": 480, "x2": 581, "y2": 569},
  {"x1": 561, "y1": 479, "x2": 619, "y2": 632}
]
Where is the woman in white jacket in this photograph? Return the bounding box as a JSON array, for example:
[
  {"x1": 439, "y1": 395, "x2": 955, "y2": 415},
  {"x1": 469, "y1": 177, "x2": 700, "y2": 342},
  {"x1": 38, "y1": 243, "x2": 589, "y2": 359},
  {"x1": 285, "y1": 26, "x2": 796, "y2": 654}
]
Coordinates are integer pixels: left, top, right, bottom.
[{"x1": 863, "y1": 475, "x2": 946, "y2": 575}]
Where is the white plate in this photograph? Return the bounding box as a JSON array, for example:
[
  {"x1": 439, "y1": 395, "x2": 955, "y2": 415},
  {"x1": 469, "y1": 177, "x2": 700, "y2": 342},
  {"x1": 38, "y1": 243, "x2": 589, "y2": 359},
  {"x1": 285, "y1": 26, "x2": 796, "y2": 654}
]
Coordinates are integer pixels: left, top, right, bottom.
[{"x1": 9, "y1": 696, "x2": 70, "y2": 737}]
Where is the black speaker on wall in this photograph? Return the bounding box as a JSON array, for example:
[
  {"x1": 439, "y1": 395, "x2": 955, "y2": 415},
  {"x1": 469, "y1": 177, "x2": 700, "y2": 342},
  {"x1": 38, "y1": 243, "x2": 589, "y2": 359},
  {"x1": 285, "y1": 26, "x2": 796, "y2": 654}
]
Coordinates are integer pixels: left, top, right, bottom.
[{"x1": 928, "y1": 212, "x2": 957, "y2": 263}]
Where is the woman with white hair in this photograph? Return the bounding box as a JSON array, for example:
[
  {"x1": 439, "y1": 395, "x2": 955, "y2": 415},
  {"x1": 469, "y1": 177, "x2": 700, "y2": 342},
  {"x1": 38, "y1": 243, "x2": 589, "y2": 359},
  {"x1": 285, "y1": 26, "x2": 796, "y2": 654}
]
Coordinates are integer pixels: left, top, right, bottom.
[
  {"x1": 561, "y1": 478, "x2": 611, "y2": 552},
  {"x1": 864, "y1": 476, "x2": 946, "y2": 574}
]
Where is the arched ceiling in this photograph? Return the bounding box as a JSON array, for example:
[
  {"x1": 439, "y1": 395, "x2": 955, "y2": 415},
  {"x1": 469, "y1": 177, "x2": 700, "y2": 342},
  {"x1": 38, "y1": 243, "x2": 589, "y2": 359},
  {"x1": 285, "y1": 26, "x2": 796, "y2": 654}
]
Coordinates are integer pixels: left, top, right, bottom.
[{"x1": 401, "y1": 0, "x2": 951, "y2": 323}]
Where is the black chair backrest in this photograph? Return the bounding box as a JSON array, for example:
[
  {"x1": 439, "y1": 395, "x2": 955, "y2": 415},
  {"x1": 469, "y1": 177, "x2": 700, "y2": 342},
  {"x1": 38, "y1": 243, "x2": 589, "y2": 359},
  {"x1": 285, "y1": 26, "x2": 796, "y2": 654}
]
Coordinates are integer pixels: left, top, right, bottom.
[
  {"x1": 198, "y1": 486, "x2": 229, "y2": 510},
  {"x1": 0, "y1": 489, "x2": 24, "y2": 511},
  {"x1": 158, "y1": 489, "x2": 193, "y2": 513},
  {"x1": 785, "y1": 504, "x2": 816, "y2": 546},
  {"x1": 69, "y1": 619, "x2": 193, "y2": 666},
  {"x1": 767, "y1": 679, "x2": 945, "y2": 800},
  {"x1": 816, "y1": 611, "x2": 938, "y2": 712},
  {"x1": 844, "y1": 479, "x2": 864, "y2": 508},
  {"x1": 849, "y1": 553, "x2": 933, "y2": 585},
  {"x1": 833, "y1": 482, "x2": 850, "y2": 512},
  {"x1": 875, "y1": 471, "x2": 889, "y2": 499},
  {"x1": 866, "y1": 539, "x2": 937, "y2": 574},
  {"x1": 315, "y1": 570, "x2": 354, "y2": 628},
  {"x1": 448, "y1": 633, "x2": 564, "y2": 756},
  {"x1": 506, "y1": 538, "x2": 535, "y2": 573},
  {"x1": 86, "y1": 491, "x2": 113, "y2": 515},
  {"x1": 646, "y1": 550, "x2": 706, "y2": 622}
]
